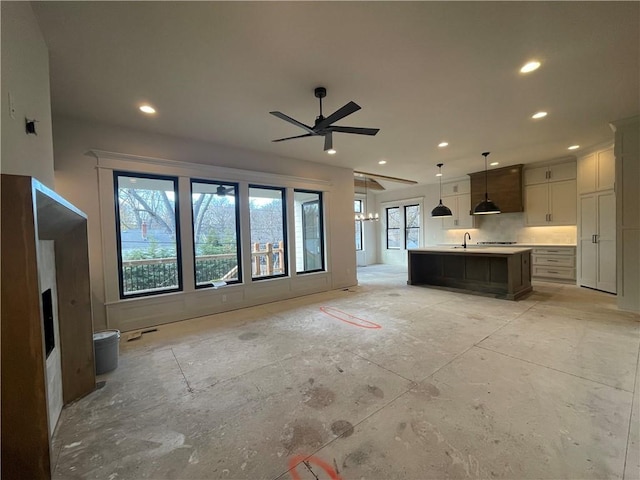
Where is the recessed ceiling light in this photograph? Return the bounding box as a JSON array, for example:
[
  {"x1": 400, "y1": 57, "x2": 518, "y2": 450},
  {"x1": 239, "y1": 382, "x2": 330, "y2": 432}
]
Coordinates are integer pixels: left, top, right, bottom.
[
  {"x1": 532, "y1": 111, "x2": 547, "y2": 119},
  {"x1": 568, "y1": 145, "x2": 580, "y2": 150},
  {"x1": 438, "y1": 142, "x2": 449, "y2": 148},
  {"x1": 520, "y1": 61, "x2": 541, "y2": 73},
  {"x1": 139, "y1": 105, "x2": 156, "y2": 114},
  {"x1": 490, "y1": 162, "x2": 499, "y2": 166},
  {"x1": 378, "y1": 160, "x2": 387, "y2": 165},
  {"x1": 327, "y1": 149, "x2": 337, "y2": 155}
]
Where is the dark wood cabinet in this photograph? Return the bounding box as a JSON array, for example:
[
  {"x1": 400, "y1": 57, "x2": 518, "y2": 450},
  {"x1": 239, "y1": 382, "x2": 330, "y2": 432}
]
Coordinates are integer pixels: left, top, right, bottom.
[
  {"x1": 469, "y1": 164, "x2": 524, "y2": 213},
  {"x1": 407, "y1": 247, "x2": 532, "y2": 300}
]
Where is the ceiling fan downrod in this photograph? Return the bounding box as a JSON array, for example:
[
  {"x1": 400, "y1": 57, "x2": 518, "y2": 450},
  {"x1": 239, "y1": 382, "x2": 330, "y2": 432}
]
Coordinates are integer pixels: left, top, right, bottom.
[{"x1": 314, "y1": 86, "x2": 326, "y2": 124}]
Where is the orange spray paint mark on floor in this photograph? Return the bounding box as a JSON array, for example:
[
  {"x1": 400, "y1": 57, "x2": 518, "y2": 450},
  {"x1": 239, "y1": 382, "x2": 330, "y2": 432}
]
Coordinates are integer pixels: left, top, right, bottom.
[
  {"x1": 319, "y1": 306, "x2": 382, "y2": 329},
  {"x1": 288, "y1": 454, "x2": 342, "y2": 480}
]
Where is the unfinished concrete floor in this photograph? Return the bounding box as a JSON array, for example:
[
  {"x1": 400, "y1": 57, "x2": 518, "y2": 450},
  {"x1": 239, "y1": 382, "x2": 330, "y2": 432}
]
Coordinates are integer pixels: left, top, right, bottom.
[{"x1": 52, "y1": 265, "x2": 640, "y2": 479}]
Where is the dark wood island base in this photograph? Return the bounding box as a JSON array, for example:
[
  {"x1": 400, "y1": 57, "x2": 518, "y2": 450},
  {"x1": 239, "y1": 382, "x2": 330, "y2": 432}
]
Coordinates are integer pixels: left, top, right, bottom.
[{"x1": 408, "y1": 247, "x2": 533, "y2": 300}]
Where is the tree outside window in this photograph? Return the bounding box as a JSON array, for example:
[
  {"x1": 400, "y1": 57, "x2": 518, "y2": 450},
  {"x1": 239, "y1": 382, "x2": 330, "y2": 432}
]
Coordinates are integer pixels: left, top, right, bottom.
[
  {"x1": 295, "y1": 190, "x2": 324, "y2": 273},
  {"x1": 386, "y1": 207, "x2": 401, "y2": 249},
  {"x1": 191, "y1": 180, "x2": 241, "y2": 287},
  {"x1": 114, "y1": 172, "x2": 181, "y2": 297},
  {"x1": 405, "y1": 204, "x2": 420, "y2": 249}
]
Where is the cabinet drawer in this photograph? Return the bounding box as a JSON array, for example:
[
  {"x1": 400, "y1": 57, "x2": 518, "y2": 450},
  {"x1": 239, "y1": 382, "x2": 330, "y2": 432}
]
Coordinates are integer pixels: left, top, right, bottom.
[
  {"x1": 532, "y1": 255, "x2": 575, "y2": 267},
  {"x1": 532, "y1": 247, "x2": 575, "y2": 255},
  {"x1": 532, "y1": 265, "x2": 575, "y2": 280}
]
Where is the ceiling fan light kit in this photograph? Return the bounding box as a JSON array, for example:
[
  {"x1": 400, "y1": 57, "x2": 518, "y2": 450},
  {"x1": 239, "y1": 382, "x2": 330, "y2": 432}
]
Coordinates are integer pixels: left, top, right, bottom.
[
  {"x1": 431, "y1": 163, "x2": 453, "y2": 218},
  {"x1": 270, "y1": 87, "x2": 380, "y2": 153},
  {"x1": 473, "y1": 152, "x2": 501, "y2": 215}
]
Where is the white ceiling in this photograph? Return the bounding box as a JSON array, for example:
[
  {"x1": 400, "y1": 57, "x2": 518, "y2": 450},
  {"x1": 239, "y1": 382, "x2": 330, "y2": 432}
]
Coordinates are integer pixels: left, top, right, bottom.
[{"x1": 32, "y1": 1, "x2": 639, "y2": 189}]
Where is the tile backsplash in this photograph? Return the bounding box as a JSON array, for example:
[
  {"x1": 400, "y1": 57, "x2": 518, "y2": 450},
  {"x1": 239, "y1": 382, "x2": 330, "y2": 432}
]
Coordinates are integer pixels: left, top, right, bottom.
[{"x1": 440, "y1": 212, "x2": 577, "y2": 245}]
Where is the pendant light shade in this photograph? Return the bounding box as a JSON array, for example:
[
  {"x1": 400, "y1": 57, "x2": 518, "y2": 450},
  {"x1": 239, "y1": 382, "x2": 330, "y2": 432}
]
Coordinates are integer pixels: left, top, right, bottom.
[
  {"x1": 473, "y1": 152, "x2": 501, "y2": 215},
  {"x1": 431, "y1": 163, "x2": 453, "y2": 217},
  {"x1": 431, "y1": 203, "x2": 453, "y2": 217}
]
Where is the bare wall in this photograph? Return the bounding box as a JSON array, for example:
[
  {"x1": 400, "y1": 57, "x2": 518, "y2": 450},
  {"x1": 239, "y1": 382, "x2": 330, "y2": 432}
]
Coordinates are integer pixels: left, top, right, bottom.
[{"x1": 0, "y1": 2, "x2": 55, "y2": 188}]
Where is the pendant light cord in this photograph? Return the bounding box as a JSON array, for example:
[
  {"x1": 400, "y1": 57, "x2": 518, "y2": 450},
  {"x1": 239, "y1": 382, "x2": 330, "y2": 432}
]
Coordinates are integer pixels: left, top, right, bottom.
[
  {"x1": 437, "y1": 163, "x2": 444, "y2": 202},
  {"x1": 483, "y1": 152, "x2": 490, "y2": 201}
]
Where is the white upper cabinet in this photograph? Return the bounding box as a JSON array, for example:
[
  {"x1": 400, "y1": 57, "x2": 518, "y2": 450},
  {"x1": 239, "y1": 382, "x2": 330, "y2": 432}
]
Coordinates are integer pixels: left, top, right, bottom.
[
  {"x1": 524, "y1": 161, "x2": 576, "y2": 185},
  {"x1": 442, "y1": 193, "x2": 475, "y2": 229},
  {"x1": 577, "y1": 145, "x2": 615, "y2": 194},
  {"x1": 441, "y1": 179, "x2": 474, "y2": 230},
  {"x1": 524, "y1": 165, "x2": 550, "y2": 185},
  {"x1": 524, "y1": 160, "x2": 577, "y2": 226},
  {"x1": 440, "y1": 179, "x2": 470, "y2": 197}
]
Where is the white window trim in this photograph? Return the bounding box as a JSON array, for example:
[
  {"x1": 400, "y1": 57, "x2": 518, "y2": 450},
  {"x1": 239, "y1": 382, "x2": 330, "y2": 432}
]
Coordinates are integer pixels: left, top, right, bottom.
[{"x1": 94, "y1": 149, "x2": 334, "y2": 332}]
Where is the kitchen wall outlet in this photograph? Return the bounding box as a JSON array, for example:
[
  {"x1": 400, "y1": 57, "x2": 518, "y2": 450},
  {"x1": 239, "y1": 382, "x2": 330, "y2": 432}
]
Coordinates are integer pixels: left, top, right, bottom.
[
  {"x1": 8, "y1": 92, "x2": 16, "y2": 119},
  {"x1": 222, "y1": 294, "x2": 227, "y2": 303}
]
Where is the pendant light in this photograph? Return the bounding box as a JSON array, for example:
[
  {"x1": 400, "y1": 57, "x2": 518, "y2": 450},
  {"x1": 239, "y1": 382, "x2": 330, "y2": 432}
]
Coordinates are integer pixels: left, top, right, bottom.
[
  {"x1": 355, "y1": 176, "x2": 380, "y2": 221},
  {"x1": 431, "y1": 163, "x2": 453, "y2": 217},
  {"x1": 473, "y1": 152, "x2": 501, "y2": 215}
]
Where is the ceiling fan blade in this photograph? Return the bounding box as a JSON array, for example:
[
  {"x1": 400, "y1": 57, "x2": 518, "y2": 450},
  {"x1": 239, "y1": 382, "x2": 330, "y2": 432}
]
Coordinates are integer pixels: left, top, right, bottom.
[
  {"x1": 314, "y1": 101, "x2": 361, "y2": 130},
  {"x1": 272, "y1": 133, "x2": 314, "y2": 142},
  {"x1": 216, "y1": 185, "x2": 236, "y2": 196},
  {"x1": 270, "y1": 111, "x2": 315, "y2": 134},
  {"x1": 324, "y1": 132, "x2": 333, "y2": 152},
  {"x1": 328, "y1": 126, "x2": 380, "y2": 136}
]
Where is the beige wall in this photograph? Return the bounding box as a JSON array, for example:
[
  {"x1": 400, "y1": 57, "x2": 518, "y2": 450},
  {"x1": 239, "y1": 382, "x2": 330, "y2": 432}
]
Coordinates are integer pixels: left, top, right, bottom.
[
  {"x1": 613, "y1": 116, "x2": 640, "y2": 312},
  {"x1": 0, "y1": 2, "x2": 55, "y2": 188},
  {"x1": 53, "y1": 116, "x2": 357, "y2": 330}
]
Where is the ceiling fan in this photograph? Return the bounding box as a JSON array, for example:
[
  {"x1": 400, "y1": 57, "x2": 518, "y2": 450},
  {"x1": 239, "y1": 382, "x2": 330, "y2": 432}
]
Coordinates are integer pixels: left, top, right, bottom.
[
  {"x1": 215, "y1": 184, "x2": 235, "y2": 196},
  {"x1": 270, "y1": 87, "x2": 380, "y2": 152}
]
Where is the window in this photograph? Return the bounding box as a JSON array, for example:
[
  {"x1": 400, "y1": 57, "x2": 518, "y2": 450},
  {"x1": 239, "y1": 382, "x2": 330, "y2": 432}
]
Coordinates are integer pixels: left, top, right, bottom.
[
  {"x1": 294, "y1": 190, "x2": 324, "y2": 273},
  {"x1": 386, "y1": 207, "x2": 401, "y2": 249},
  {"x1": 191, "y1": 180, "x2": 241, "y2": 288},
  {"x1": 354, "y1": 199, "x2": 363, "y2": 251},
  {"x1": 249, "y1": 186, "x2": 287, "y2": 279},
  {"x1": 405, "y1": 204, "x2": 420, "y2": 249},
  {"x1": 114, "y1": 172, "x2": 181, "y2": 298}
]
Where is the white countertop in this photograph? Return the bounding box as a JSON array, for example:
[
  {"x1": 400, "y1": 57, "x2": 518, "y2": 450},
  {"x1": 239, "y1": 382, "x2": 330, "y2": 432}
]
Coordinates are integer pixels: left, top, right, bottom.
[
  {"x1": 437, "y1": 243, "x2": 576, "y2": 248},
  {"x1": 516, "y1": 244, "x2": 576, "y2": 247},
  {"x1": 410, "y1": 246, "x2": 533, "y2": 255}
]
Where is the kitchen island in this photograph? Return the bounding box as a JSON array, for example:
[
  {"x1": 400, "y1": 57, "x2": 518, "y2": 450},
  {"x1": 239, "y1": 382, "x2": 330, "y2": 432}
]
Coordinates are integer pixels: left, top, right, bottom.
[{"x1": 407, "y1": 246, "x2": 532, "y2": 300}]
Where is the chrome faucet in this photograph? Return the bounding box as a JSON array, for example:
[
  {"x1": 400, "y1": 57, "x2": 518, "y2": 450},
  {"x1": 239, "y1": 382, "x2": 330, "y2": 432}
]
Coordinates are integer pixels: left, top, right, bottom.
[{"x1": 463, "y1": 232, "x2": 471, "y2": 248}]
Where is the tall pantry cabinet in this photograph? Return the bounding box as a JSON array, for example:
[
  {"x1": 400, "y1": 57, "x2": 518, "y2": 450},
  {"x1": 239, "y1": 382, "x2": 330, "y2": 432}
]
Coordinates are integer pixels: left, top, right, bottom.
[{"x1": 577, "y1": 146, "x2": 616, "y2": 293}]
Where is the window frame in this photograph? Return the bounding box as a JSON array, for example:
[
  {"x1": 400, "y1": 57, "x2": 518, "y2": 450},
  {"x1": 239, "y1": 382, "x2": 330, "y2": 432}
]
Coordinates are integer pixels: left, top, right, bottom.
[
  {"x1": 190, "y1": 179, "x2": 242, "y2": 289},
  {"x1": 248, "y1": 184, "x2": 289, "y2": 280},
  {"x1": 404, "y1": 204, "x2": 421, "y2": 250},
  {"x1": 386, "y1": 206, "x2": 402, "y2": 250},
  {"x1": 354, "y1": 199, "x2": 363, "y2": 251},
  {"x1": 295, "y1": 189, "x2": 325, "y2": 274},
  {"x1": 113, "y1": 171, "x2": 183, "y2": 299}
]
